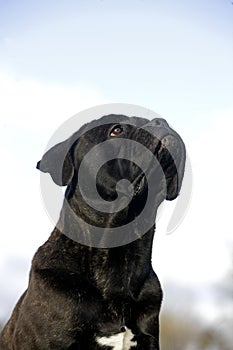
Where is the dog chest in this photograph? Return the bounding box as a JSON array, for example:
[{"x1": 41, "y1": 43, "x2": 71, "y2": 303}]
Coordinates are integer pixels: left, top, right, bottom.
[{"x1": 96, "y1": 326, "x2": 137, "y2": 350}]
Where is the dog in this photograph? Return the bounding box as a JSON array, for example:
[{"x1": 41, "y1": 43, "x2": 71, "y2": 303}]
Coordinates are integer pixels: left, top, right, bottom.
[{"x1": 0, "y1": 114, "x2": 186, "y2": 349}]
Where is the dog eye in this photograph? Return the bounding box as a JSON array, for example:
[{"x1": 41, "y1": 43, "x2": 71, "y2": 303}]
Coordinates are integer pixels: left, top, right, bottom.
[{"x1": 110, "y1": 125, "x2": 123, "y2": 137}]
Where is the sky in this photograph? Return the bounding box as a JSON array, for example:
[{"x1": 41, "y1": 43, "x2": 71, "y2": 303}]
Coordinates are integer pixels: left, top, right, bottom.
[{"x1": 0, "y1": 0, "x2": 233, "y2": 325}]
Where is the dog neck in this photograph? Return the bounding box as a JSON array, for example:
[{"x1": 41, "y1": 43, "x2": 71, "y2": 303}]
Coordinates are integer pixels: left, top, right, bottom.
[
  {"x1": 56, "y1": 188, "x2": 158, "y2": 247},
  {"x1": 33, "y1": 187, "x2": 159, "y2": 296},
  {"x1": 33, "y1": 189, "x2": 158, "y2": 300},
  {"x1": 41, "y1": 224, "x2": 156, "y2": 299}
]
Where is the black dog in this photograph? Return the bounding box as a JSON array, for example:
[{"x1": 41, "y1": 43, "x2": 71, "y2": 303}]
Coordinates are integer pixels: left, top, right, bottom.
[{"x1": 0, "y1": 114, "x2": 185, "y2": 349}]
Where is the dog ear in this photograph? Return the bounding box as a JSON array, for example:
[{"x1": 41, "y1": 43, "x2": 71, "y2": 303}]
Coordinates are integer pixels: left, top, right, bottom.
[
  {"x1": 158, "y1": 134, "x2": 186, "y2": 200},
  {"x1": 36, "y1": 138, "x2": 75, "y2": 186}
]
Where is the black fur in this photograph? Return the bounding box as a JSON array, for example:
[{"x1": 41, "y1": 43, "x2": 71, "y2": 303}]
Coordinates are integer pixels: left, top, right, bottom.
[{"x1": 0, "y1": 114, "x2": 185, "y2": 349}]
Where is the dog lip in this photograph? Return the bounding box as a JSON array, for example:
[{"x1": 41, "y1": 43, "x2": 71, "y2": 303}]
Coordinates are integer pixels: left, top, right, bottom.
[
  {"x1": 118, "y1": 137, "x2": 167, "y2": 198},
  {"x1": 115, "y1": 173, "x2": 146, "y2": 199},
  {"x1": 132, "y1": 172, "x2": 146, "y2": 196},
  {"x1": 128, "y1": 140, "x2": 163, "y2": 197},
  {"x1": 130, "y1": 136, "x2": 168, "y2": 197}
]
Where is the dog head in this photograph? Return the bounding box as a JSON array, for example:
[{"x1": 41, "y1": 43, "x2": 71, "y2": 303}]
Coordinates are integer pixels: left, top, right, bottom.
[{"x1": 37, "y1": 114, "x2": 186, "y2": 243}]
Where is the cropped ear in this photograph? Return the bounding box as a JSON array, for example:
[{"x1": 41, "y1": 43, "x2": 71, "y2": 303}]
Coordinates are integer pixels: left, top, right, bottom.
[
  {"x1": 158, "y1": 133, "x2": 186, "y2": 200},
  {"x1": 36, "y1": 138, "x2": 75, "y2": 186}
]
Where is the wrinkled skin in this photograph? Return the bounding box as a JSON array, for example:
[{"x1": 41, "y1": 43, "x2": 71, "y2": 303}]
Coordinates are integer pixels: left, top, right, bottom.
[{"x1": 0, "y1": 114, "x2": 186, "y2": 349}]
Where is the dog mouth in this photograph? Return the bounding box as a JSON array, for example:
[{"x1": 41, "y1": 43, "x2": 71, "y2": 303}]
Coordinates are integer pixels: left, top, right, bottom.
[
  {"x1": 132, "y1": 173, "x2": 147, "y2": 196},
  {"x1": 131, "y1": 142, "x2": 163, "y2": 197},
  {"x1": 131, "y1": 140, "x2": 164, "y2": 197}
]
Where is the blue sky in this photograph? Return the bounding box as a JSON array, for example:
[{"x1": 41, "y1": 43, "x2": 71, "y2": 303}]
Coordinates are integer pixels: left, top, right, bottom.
[
  {"x1": 0, "y1": 0, "x2": 233, "y2": 324},
  {"x1": 1, "y1": 0, "x2": 232, "y2": 133}
]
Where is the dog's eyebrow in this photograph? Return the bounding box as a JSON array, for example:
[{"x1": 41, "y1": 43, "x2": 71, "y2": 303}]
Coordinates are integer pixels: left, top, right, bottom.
[{"x1": 1, "y1": 114, "x2": 186, "y2": 350}]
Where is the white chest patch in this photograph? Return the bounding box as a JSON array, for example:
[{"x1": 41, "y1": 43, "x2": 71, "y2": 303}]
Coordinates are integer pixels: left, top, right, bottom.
[{"x1": 96, "y1": 327, "x2": 137, "y2": 350}]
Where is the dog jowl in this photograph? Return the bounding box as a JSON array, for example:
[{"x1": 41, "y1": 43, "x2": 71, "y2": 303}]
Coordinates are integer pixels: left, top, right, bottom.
[{"x1": 0, "y1": 114, "x2": 186, "y2": 350}]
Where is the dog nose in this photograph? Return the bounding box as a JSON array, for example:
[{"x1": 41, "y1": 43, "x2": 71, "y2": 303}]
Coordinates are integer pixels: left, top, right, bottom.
[
  {"x1": 150, "y1": 118, "x2": 169, "y2": 128},
  {"x1": 143, "y1": 118, "x2": 170, "y2": 140}
]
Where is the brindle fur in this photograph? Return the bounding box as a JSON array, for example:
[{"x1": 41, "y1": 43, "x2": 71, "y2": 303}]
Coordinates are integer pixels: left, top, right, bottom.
[{"x1": 0, "y1": 115, "x2": 185, "y2": 349}]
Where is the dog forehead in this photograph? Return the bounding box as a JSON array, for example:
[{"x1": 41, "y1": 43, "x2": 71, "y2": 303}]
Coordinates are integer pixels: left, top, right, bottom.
[
  {"x1": 98, "y1": 114, "x2": 150, "y2": 127},
  {"x1": 81, "y1": 114, "x2": 150, "y2": 133},
  {"x1": 70, "y1": 115, "x2": 150, "y2": 145}
]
